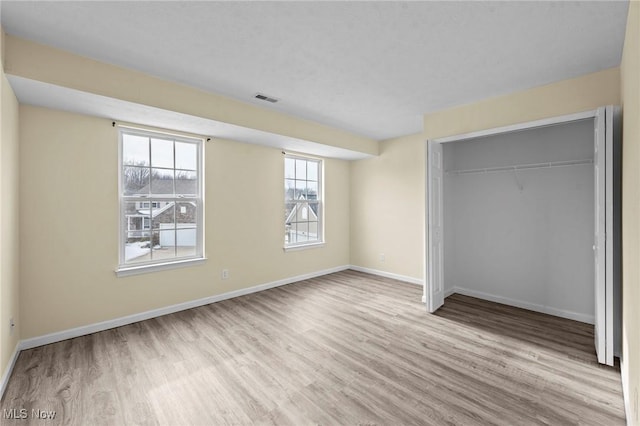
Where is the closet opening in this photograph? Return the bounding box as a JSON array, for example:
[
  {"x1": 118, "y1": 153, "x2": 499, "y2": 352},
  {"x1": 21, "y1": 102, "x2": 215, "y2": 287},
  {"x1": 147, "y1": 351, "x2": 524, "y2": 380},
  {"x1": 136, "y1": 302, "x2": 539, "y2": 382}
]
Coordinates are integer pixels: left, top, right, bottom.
[{"x1": 425, "y1": 107, "x2": 620, "y2": 366}]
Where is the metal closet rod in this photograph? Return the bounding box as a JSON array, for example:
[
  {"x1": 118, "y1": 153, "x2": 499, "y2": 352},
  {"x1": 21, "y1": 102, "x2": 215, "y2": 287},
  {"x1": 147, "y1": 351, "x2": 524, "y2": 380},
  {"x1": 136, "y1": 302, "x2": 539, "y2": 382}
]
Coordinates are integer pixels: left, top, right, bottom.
[{"x1": 446, "y1": 158, "x2": 594, "y2": 176}]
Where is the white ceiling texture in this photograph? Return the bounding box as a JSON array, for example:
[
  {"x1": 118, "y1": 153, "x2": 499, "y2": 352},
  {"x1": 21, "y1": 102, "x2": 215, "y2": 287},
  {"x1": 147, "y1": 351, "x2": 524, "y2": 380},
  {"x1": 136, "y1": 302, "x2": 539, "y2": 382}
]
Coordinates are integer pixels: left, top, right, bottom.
[{"x1": 0, "y1": 1, "x2": 630, "y2": 143}]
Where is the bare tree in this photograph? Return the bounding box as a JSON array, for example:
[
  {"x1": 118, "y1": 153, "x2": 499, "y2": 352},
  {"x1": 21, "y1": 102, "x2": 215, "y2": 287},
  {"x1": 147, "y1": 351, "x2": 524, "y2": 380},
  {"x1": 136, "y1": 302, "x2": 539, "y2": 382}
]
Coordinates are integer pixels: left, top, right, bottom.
[{"x1": 123, "y1": 163, "x2": 151, "y2": 192}]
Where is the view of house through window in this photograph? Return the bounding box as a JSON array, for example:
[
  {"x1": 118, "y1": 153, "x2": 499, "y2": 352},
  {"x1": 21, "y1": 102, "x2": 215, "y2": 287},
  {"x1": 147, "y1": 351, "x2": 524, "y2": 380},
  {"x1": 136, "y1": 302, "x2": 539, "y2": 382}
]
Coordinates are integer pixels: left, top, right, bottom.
[
  {"x1": 119, "y1": 128, "x2": 203, "y2": 269},
  {"x1": 285, "y1": 155, "x2": 322, "y2": 247}
]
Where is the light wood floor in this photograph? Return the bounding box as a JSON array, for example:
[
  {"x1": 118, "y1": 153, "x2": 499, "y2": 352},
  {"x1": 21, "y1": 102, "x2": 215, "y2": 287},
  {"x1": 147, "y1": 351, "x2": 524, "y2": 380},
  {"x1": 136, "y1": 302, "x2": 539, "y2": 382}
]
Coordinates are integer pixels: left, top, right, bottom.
[{"x1": 0, "y1": 270, "x2": 625, "y2": 425}]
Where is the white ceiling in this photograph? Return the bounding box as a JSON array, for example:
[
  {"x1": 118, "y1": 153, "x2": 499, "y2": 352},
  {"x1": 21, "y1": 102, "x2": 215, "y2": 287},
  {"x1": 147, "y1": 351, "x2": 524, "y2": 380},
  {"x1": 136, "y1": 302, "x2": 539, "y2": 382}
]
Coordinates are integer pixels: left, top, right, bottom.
[{"x1": 1, "y1": 1, "x2": 630, "y2": 141}]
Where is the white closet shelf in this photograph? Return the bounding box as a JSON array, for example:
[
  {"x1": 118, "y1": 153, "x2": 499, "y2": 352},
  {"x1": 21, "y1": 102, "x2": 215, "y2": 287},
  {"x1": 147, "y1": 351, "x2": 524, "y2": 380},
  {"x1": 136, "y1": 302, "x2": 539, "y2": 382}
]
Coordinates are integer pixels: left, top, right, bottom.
[{"x1": 446, "y1": 158, "x2": 593, "y2": 176}]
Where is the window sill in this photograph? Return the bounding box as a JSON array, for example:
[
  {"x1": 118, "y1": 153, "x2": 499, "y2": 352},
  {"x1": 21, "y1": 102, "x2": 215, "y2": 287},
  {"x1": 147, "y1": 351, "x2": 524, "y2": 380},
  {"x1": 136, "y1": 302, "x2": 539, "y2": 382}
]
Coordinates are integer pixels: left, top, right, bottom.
[
  {"x1": 116, "y1": 257, "x2": 207, "y2": 277},
  {"x1": 283, "y1": 242, "x2": 325, "y2": 252}
]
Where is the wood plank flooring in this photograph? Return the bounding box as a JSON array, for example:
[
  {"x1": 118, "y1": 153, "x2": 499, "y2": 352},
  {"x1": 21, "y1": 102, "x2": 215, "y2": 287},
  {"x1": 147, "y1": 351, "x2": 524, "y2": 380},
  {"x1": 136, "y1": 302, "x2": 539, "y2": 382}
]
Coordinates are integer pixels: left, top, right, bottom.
[{"x1": 0, "y1": 270, "x2": 625, "y2": 425}]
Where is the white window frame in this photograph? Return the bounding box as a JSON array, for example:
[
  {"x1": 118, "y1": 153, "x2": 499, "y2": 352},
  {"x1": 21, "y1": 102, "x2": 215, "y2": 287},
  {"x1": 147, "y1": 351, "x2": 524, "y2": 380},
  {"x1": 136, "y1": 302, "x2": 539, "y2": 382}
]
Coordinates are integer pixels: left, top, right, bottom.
[
  {"x1": 116, "y1": 126, "x2": 205, "y2": 276},
  {"x1": 284, "y1": 154, "x2": 324, "y2": 251}
]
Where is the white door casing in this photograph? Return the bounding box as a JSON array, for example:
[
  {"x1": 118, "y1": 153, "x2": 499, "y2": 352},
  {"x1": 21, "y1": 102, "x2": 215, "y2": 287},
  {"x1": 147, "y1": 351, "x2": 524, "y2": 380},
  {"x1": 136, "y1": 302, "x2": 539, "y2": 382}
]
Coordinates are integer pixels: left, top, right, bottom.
[
  {"x1": 605, "y1": 105, "x2": 615, "y2": 366},
  {"x1": 594, "y1": 106, "x2": 606, "y2": 365}
]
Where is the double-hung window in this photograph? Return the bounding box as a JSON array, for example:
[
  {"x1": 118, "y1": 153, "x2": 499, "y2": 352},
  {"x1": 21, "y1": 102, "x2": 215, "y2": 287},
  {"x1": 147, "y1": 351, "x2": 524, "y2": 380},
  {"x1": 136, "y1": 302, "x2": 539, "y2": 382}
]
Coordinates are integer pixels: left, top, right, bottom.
[
  {"x1": 284, "y1": 155, "x2": 323, "y2": 249},
  {"x1": 118, "y1": 127, "x2": 204, "y2": 274}
]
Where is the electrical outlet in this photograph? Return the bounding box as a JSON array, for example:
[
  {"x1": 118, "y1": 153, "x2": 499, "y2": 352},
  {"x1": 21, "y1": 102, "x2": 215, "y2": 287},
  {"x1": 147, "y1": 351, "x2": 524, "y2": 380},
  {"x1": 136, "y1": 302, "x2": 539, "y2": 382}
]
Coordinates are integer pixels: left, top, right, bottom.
[
  {"x1": 379, "y1": 253, "x2": 385, "y2": 262},
  {"x1": 9, "y1": 318, "x2": 15, "y2": 336},
  {"x1": 222, "y1": 269, "x2": 229, "y2": 280}
]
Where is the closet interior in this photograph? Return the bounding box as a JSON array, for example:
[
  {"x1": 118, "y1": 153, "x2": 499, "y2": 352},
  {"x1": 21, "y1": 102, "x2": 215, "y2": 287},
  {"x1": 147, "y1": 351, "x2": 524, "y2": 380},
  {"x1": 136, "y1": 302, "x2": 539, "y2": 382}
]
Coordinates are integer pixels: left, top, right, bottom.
[{"x1": 442, "y1": 119, "x2": 596, "y2": 324}]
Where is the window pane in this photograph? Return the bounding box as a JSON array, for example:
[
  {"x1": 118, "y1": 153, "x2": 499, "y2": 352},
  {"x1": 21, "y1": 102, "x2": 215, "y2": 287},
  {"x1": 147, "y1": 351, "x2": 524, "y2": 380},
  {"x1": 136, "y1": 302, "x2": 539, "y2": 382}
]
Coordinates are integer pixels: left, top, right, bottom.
[
  {"x1": 287, "y1": 204, "x2": 313, "y2": 226},
  {"x1": 285, "y1": 158, "x2": 295, "y2": 179},
  {"x1": 175, "y1": 171, "x2": 197, "y2": 195},
  {"x1": 286, "y1": 222, "x2": 296, "y2": 244},
  {"x1": 285, "y1": 179, "x2": 296, "y2": 201},
  {"x1": 124, "y1": 201, "x2": 151, "y2": 263},
  {"x1": 308, "y1": 202, "x2": 320, "y2": 219},
  {"x1": 296, "y1": 180, "x2": 306, "y2": 199},
  {"x1": 175, "y1": 142, "x2": 197, "y2": 171},
  {"x1": 307, "y1": 161, "x2": 318, "y2": 181},
  {"x1": 123, "y1": 166, "x2": 150, "y2": 195},
  {"x1": 151, "y1": 168, "x2": 174, "y2": 195},
  {"x1": 295, "y1": 159, "x2": 307, "y2": 180},
  {"x1": 124, "y1": 233, "x2": 151, "y2": 263},
  {"x1": 177, "y1": 202, "x2": 197, "y2": 227},
  {"x1": 122, "y1": 134, "x2": 149, "y2": 166},
  {"x1": 176, "y1": 228, "x2": 197, "y2": 257},
  {"x1": 285, "y1": 202, "x2": 296, "y2": 223},
  {"x1": 308, "y1": 220, "x2": 319, "y2": 241},
  {"x1": 151, "y1": 138, "x2": 174, "y2": 169},
  {"x1": 296, "y1": 222, "x2": 309, "y2": 242},
  {"x1": 153, "y1": 229, "x2": 176, "y2": 261},
  {"x1": 307, "y1": 181, "x2": 318, "y2": 200},
  {"x1": 152, "y1": 203, "x2": 175, "y2": 230}
]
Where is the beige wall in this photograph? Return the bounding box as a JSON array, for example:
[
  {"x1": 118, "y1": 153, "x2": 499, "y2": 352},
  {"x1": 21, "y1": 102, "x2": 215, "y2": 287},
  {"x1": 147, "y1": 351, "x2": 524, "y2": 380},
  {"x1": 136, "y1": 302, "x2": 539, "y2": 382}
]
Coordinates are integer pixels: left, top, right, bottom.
[
  {"x1": 423, "y1": 67, "x2": 620, "y2": 140},
  {"x1": 0, "y1": 38, "x2": 21, "y2": 380},
  {"x1": 18, "y1": 106, "x2": 350, "y2": 339},
  {"x1": 621, "y1": 1, "x2": 640, "y2": 423},
  {"x1": 4, "y1": 35, "x2": 377, "y2": 157},
  {"x1": 350, "y1": 133, "x2": 425, "y2": 280},
  {"x1": 349, "y1": 68, "x2": 620, "y2": 282}
]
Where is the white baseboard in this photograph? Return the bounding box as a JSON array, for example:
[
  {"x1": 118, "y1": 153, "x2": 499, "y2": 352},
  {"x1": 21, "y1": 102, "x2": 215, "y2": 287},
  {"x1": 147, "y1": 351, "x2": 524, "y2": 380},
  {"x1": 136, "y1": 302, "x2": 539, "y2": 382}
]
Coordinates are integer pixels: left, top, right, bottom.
[
  {"x1": 452, "y1": 286, "x2": 595, "y2": 324},
  {"x1": 20, "y1": 265, "x2": 350, "y2": 351},
  {"x1": 349, "y1": 265, "x2": 423, "y2": 286},
  {"x1": 0, "y1": 343, "x2": 21, "y2": 399}
]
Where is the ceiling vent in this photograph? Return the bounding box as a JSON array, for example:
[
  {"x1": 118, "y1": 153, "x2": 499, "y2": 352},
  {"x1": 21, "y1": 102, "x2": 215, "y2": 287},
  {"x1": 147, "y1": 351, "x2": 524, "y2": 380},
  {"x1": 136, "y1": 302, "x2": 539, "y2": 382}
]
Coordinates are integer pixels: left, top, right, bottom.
[{"x1": 254, "y1": 93, "x2": 279, "y2": 103}]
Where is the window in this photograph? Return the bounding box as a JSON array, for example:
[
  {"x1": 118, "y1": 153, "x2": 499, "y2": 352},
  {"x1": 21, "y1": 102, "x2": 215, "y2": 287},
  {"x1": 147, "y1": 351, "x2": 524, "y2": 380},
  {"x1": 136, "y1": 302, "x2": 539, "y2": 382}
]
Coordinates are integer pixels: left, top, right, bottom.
[
  {"x1": 140, "y1": 202, "x2": 161, "y2": 208},
  {"x1": 118, "y1": 127, "x2": 204, "y2": 274},
  {"x1": 284, "y1": 155, "x2": 323, "y2": 248}
]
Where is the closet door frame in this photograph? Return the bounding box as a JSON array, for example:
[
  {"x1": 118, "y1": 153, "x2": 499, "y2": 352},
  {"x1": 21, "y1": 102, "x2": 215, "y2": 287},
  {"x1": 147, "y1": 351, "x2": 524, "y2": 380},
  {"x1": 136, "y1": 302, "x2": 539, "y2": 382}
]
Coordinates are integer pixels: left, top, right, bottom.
[
  {"x1": 426, "y1": 141, "x2": 445, "y2": 312},
  {"x1": 424, "y1": 108, "x2": 615, "y2": 365}
]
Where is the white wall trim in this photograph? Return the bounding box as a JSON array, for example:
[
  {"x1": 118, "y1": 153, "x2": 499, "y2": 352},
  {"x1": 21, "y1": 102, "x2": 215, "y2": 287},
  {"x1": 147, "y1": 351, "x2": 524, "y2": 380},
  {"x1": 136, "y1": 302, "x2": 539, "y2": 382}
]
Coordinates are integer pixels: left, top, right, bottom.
[
  {"x1": 452, "y1": 286, "x2": 595, "y2": 324},
  {"x1": 115, "y1": 257, "x2": 207, "y2": 277},
  {"x1": 0, "y1": 343, "x2": 21, "y2": 399},
  {"x1": 348, "y1": 265, "x2": 423, "y2": 286},
  {"x1": 283, "y1": 242, "x2": 325, "y2": 252},
  {"x1": 432, "y1": 109, "x2": 597, "y2": 144},
  {"x1": 19, "y1": 265, "x2": 350, "y2": 351}
]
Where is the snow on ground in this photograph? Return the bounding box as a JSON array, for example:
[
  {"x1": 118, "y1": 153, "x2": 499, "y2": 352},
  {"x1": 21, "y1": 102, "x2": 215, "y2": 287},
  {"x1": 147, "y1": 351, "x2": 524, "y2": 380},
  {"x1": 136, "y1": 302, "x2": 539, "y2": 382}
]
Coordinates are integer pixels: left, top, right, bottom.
[{"x1": 125, "y1": 241, "x2": 151, "y2": 261}]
